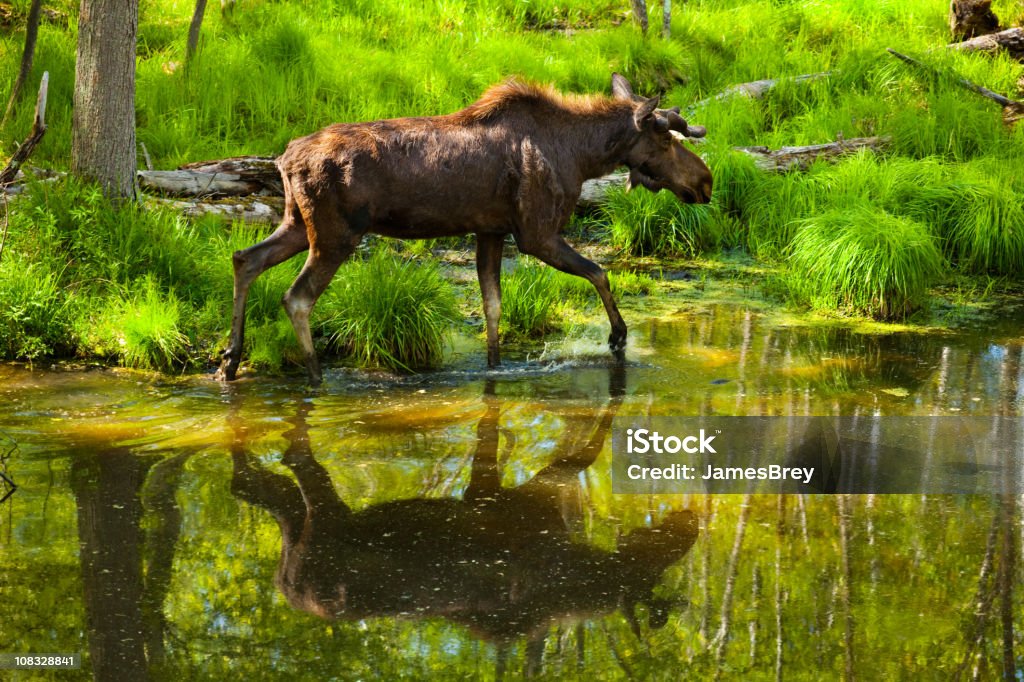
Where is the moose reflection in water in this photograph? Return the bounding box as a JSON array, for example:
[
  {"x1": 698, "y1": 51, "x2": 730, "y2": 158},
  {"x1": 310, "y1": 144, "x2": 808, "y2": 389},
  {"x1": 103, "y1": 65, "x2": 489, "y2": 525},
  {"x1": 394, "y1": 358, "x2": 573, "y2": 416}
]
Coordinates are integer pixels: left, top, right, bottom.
[{"x1": 229, "y1": 366, "x2": 698, "y2": 674}]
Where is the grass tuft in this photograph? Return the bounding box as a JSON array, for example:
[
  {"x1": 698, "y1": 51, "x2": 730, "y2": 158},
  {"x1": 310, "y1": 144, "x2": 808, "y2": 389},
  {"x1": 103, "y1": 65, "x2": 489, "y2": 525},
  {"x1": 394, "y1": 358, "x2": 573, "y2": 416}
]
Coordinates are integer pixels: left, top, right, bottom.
[
  {"x1": 95, "y1": 275, "x2": 191, "y2": 370},
  {"x1": 499, "y1": 259, "x2": 565, "y2": 339},
  {"x1": 0, "y1": 257, "x2": 74, "y2": 360},
  {"x1": 318, "y1": 250, "x2": 459, "y2": 372},
  {"x1": 601, "y1": 187, "x2": 720, "y2": 257},
  {"x1": 787, "y1": 206, "x2": 945, "y2": 320}
]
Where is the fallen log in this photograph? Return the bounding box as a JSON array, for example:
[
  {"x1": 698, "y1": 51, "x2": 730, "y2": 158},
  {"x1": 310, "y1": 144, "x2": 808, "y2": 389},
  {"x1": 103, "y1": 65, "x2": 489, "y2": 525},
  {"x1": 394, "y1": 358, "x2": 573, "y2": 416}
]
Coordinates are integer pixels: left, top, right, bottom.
[
  {"x1": 887, "y1": 48, "x2": 1024, "y2": 129},
  {"x1": 179, "y1": 155, "x2": 281, "y2": 192},
  {"x1": 146, "y1": 195, "x2": 285, "y2": 223},
  {"x1": 948, "y1": 27, "x2": 1024, "y2": 60},
  {"x1": 139, "y1": 170, "x2": 267, "y2": 196},
  {"x1": 142, "y1": 137, "x2": 890, "y2": 217},
  {"x1": 735, "y1": 136, "x2": 891, "y2": 172},
  {"x1": 139, "y1": 155, "x2": 281, "y2": 196}
]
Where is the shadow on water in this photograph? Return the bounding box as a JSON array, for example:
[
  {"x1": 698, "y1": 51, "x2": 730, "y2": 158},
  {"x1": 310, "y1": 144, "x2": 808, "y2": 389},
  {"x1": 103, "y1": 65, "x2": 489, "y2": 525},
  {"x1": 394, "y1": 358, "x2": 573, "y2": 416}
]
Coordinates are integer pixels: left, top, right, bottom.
[{"x1": 230, "y1": 365, "x2": 697, "y2": 678}]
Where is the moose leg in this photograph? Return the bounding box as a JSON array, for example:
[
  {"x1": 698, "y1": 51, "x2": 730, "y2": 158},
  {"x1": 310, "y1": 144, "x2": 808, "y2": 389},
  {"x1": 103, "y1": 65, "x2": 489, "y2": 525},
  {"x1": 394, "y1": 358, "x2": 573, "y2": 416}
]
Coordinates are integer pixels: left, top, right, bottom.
[
  {"x1": 476, "y1": 234, "x2": 504, "y2": 367},
  {"x1": 278, "y1": 399, "x2": 350, "y2": 525},
  {"x1": 465, "y1": 380, "x2": 502, "y2": 502},
  {"x1": 518, "y1": 235, "x2": 627, "y2": 359},
  {"x1": 282, "y1": 200, "x2": 360, "y2": 386},
  {"x1": 218, "y1": 201, "x2": 309, "y2": 381}
]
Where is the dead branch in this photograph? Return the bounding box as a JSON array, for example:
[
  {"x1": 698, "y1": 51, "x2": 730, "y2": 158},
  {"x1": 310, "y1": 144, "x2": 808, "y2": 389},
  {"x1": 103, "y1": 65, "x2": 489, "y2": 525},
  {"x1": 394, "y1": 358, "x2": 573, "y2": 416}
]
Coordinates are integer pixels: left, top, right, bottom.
[
  {"x1": 0, "y1": 71, "x2": 48, "y2": 188},
  {"x1": 948, "y1": 27, "x2": 1024, "y2": 60}
]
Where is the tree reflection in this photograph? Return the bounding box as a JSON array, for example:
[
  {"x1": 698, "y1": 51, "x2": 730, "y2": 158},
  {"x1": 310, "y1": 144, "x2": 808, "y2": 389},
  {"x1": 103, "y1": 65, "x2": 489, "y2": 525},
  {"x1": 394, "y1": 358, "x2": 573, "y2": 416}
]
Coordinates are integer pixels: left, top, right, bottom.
[
  {"x1": 230, "y1": 365, "x2": 699, "y2": 677},
  {"x1": 69, "y1": 445, "x2": 193, "y2": 681}
]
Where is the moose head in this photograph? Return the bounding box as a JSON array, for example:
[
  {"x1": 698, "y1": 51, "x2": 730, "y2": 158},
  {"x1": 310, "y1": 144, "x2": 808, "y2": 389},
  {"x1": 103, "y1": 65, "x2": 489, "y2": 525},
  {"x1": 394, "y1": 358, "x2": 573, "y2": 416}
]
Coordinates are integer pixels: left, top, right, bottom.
[{"x1": 612, "y1": 73, "x2": 713, "y2": 204}]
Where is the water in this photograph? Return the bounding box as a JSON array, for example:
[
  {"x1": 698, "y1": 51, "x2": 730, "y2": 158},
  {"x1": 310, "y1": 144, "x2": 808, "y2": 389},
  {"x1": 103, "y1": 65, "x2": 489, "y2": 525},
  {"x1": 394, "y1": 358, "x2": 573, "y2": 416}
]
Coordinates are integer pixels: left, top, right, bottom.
[{"x1": 1, "y1": 305, "x2": 1022, "y2": 680}]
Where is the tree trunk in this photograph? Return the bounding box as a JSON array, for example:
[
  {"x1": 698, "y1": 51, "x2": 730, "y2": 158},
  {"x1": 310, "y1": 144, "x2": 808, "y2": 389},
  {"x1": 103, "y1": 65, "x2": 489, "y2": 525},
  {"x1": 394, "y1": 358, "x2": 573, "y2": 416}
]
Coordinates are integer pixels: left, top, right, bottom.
[
  {"x1": 631, "y1": 0, "x2": 648, "y2": 33},
  {"x1": 1, "y1": 0, "x2": 43, "y2": 127},
  {"x1": 950, "y1": 0, "x2": 1001, "y2": 40},
  {"x1": 72, "y1": 0, "x2": 139, "y2": 199},
  {"x1": 186, "y1": 0, "x2": 208, "y2": 60},
  {"x1": 662, "y1": 0, "x2": 671, "y2": 38}
]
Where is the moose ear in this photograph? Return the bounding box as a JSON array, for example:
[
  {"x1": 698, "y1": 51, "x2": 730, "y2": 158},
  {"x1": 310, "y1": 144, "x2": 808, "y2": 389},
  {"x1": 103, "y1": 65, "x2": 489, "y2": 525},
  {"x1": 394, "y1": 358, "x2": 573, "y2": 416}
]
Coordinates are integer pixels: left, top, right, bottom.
[
  {"x1": 633, "y1": 96, "x2": 660, "y2": 130},
  {"x1": 611, "y1": 73, "x2": 635, "y2": 101}
]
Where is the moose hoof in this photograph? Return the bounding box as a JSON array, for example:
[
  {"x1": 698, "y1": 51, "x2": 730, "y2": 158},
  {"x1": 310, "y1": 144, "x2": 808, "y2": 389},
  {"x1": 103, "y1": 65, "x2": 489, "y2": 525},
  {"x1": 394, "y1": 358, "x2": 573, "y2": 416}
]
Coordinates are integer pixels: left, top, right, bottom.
[{"x1": 304, "y1": 355, "x2": 323, "y2": 387}]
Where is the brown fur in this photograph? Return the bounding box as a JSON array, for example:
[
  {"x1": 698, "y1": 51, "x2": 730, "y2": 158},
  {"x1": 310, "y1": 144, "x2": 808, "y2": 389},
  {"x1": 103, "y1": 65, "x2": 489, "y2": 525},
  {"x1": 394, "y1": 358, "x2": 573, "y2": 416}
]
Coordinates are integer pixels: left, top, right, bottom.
[{"x1": 217, "y1": 74, "x2": 713, "y2": 384}]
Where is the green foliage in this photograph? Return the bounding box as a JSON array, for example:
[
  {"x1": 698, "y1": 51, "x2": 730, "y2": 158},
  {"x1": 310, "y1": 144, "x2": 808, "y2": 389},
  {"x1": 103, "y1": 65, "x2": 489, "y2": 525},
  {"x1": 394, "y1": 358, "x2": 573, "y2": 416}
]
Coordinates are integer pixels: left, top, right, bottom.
[
  {"x1": 940, "y1": 161, "x2": 1024, "y2": 275},
  {"x1": 16, "y1": 177, "x2": 223, "y2": 302},
  {"x1": 609, "y1": 269, "x2": 656, "y2": 297},
  {"x1": 787, "y1": 206, "x2": 945, "y2": 319},
  {"x1": 246, "y1": 317, "x2": 302, "y2": 373},
  {"x1": 318, "y1": 250, "x2": 459, "y2": 371},
  {"x1": 601, "y1": 187, "x2": 720, "y2": 257},
  {"x1": 0, "y1": 256, "x2": 74, "y2": 360},
  {"x1": 4, "y1": 0, "x2": 1024, "y2": 371},
  {"x1": 88, "y1": 275, "x2": 190, "y2": 370},
  {"x1": 499, "y1": 259, "x2": 566, "y2": 339}
]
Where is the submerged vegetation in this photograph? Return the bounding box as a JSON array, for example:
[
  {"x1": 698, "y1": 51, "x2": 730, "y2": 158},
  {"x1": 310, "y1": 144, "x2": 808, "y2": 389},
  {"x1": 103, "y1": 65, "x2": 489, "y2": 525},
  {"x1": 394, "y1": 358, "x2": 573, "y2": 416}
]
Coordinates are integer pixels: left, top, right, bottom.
[{"x1": 1, "y1": 0, "x2": 1023, "y2": 371}]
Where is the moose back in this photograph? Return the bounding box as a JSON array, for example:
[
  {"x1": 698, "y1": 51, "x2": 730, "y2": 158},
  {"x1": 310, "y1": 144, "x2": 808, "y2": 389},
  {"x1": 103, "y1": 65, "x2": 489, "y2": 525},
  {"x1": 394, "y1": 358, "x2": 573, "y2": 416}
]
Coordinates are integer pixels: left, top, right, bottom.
[{"x1": 218, "y1": 74, "x2": 712, "y2": 384}]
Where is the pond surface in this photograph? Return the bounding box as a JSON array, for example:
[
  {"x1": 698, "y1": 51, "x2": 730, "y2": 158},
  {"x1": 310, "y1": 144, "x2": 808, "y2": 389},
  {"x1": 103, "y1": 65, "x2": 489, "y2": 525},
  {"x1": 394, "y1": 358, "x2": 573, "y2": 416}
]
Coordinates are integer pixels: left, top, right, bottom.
[{"x1": 1, "y1": 305, "x2": 1022, "y2": 680}]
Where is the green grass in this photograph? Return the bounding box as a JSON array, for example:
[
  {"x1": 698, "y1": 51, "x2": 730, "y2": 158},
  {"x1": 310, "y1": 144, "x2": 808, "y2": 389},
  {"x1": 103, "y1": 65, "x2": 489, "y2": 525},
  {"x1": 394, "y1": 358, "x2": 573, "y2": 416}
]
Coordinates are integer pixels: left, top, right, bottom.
[
  {"x1": 3, "y1": 0, "x2": 1024, "y2": 371},
  {"x1": 787, "y1": 205, "x2": 945, "y2": 320},
  {"x1": 499, "y1": 259, "x2": 565, "y2": 339},
  {"x1": 0, "y1": 255, "x2": 74, "y2": 360},
  {"x1": 91, "y1": 275, "x2": 191, "y2": 370},
  {"x1": 318, "y1": 249, "x2": 459, "y2": 372},
  {"x1": 498, "y1": 259, "x2": 656, "y2": 339},
  {"x1": 601, "y1": 187, "x2": 721, "y2": 257}
]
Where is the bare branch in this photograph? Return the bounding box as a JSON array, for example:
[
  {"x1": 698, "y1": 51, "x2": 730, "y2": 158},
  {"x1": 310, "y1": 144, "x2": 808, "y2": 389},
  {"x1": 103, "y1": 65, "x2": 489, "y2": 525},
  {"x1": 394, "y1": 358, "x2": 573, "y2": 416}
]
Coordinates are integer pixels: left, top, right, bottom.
[{"x1": 0, "y1": 71, "x2": 49, "y2": 188}]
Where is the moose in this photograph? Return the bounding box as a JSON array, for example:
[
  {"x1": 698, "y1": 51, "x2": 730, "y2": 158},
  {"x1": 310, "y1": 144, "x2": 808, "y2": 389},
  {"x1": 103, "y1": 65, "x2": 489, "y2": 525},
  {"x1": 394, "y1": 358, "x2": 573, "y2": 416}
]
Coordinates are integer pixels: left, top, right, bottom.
[
  {"x1": 229, "y1": 367, "x2": 699, "y2": 676},
  {"x1": 218, "y1": 73, "x2": 712, "y2": 384}
]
